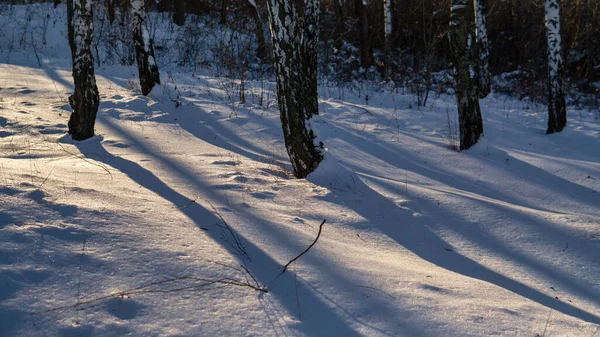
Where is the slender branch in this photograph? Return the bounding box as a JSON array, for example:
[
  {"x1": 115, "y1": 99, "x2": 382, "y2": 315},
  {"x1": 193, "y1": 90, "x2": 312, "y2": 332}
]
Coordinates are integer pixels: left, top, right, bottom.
[
  {"x1": 281, "y1": 219, "x2": 326, "y2": 274},
  {"x1": 240, "y1": 264, "x2": 260, "y2": 289},
  {"x1": 38, "y1": 166, "x2": 55, "y2": 189},
  {"x1": 206, "y1": 199, "x2": 250, "y2": 261}
]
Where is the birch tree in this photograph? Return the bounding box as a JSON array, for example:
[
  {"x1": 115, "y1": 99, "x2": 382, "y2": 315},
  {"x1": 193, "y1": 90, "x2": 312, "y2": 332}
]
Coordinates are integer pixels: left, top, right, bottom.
[
  {"x1": 545, "y1": 0, "x2": 567, "y2": 134},
  {"x1": 473, "y1": 0, "x2": 491, "y2": 97},
  {"x1": 383, "y1": 0, "x2": 392, "y2": 75},
  {"x1": 266, "y1": 0, "x2": 323, "y2": 178},
  {"x1": 131, "y1": 0, "x2": 160, "y2": 95},
  {"x1": 67, "y1": 0, "x2": 100, "y2": 141},
  {"x1": 449, "y1": 0, "x2": 483, "y2": 150}
]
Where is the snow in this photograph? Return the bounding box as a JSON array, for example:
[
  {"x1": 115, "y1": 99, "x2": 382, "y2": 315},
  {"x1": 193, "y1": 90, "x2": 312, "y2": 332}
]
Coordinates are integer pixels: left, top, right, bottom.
[
  {"x1": 1, "y1": 4, "x2": 600, "y2": 337},
  {"x1": 246, "y1": 0, "x2": 258, "y2": 9}
]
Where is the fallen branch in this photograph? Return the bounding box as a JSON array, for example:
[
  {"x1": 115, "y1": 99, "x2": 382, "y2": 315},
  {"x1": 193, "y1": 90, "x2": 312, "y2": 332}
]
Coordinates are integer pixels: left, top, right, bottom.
[
  {"x1": 281, "y1": 219, "x2": 326, "y2": 274},
  {"x1": 206, "y1": 199, "x2": 251, "y2": 262}
]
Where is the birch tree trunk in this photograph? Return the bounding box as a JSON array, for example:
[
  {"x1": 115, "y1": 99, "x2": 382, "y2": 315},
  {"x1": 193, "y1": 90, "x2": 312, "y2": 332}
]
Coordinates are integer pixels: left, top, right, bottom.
[
  {"x1": 449, "y1": 0, "x2": 483, "y2": 150},
  {"x1": 303, "y1": 0, "x2": 319, "y2": 104},
  {"x1": 131, "y1": 0, "x2": 160, "y2": 95},
  {"x1": 266, "y1": 0, "x2": 323, "y2": 178},
  {"x1": 67, "y1": 0, "x2": 100, "y2": 141},
  {"x1": 383, "y1": 0, "x2": 392, "y2": 75},
  {"x1": 545, "y1": 0, "x2": 567, "y2": 134},
  {"x1": 473, "y1": 0, "x2": 491, "y2": 97}
]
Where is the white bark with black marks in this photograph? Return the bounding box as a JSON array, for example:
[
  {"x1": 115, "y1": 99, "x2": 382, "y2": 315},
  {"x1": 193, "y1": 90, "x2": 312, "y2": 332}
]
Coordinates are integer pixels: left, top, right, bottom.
[
  {"x1": 383, "y1": 0, "x2": 392, "y2": 75},
  {"x1": 384, "y1": 0, "x2": 392, "y2": 40},
  {"x1": 267, "y1": 0, "x2": 323, "y2": 178},
  {"x1": 449, "y1": 0, "x2": 483, "y2": 150},
  {"x1": 545, "y1": 0, "x2": 567, "y2": 133},
  {"x1": 67, "y1": 0, "x2": 100, "y2": 141}
]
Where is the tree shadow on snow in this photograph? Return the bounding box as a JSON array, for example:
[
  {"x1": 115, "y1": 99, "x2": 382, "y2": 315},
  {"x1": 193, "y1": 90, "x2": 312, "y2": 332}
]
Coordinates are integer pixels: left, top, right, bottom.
[
  {"x1": 72, "y1": 117, "x2": 392, "y2": 337},
  {"x1": 97, "y1": 72, "x2": 290, "y2": 169},
  {"x1": 86, "y1": 87, "x2": 600, "y2": 333},
  {"x1": 308, "y1": 121, "x2": 600, "y2": 326},
  {"x1": 0, "y1": 207, "x2": 113, "y2": 337}
]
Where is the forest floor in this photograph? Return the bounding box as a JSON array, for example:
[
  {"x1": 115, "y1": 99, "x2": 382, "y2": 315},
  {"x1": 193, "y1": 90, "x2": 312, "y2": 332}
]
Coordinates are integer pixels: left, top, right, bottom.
[
  {"x1": 1, "y1": 4, "x2": 600, "y2": 335},
  {"x1": 1, "y1": 58, "x2": 599, "y2": 337}
]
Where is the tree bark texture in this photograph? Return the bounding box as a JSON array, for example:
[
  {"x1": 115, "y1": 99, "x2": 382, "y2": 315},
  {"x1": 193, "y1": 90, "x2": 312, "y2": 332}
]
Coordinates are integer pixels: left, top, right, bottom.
[
  {"x1": 383, "y1": 0, "x2": 392, "y2": 74},
  {"x1": 67, "y1": 0, "x2": 100, "y2": 141},
  {"x1": 474, "y1": 0, "x2": 491, "y2": 97},
  {"x1": 449, "y1": 0, "x2": 483, "y2": 150},
  {"x1": 545, "y1": 0, "x2": 567, "y2": 134},
  {"x1": 384, "y1": 0, "x2": 392, "y2": 49},
  {"x1": 266, "y1": 0, "x2": 324, "y2": 178},
  {"x1": 132, "y1": 0, "x2": 160, "y2": 95}
]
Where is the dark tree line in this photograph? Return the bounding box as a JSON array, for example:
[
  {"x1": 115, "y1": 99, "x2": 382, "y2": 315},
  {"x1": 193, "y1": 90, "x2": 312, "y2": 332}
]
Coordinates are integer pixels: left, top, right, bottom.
[{"x1": 79, "y1": 0, "x2": 596, "y2": 85}]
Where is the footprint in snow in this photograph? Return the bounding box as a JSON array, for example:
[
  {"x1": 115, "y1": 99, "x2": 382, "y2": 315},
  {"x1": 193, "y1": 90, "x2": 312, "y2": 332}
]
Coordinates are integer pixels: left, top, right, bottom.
[{"x1": 105, "y1": 297, "x2": 143, "y2": 320}]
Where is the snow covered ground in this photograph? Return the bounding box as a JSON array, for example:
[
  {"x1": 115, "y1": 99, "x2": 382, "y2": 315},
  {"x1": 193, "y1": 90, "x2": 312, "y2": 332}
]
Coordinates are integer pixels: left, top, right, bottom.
[{"x1": 1, "y1": 5, "x2": 600, "y2": 337}]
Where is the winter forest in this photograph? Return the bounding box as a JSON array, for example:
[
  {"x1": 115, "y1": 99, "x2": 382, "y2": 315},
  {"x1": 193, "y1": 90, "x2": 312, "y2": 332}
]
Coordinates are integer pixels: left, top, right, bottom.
[{"x1": 0, "y1": 0, "x2": 599, "y2": 335}]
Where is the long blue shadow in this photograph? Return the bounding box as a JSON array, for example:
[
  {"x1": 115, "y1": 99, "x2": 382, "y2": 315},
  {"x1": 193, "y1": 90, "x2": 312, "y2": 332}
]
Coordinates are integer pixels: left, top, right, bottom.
[
  {"x1": 74, "y1": 120, "x2": 364, "y2": 337},
  {"x1": 311, "y1": 159, "x2": 600, "y2": 325}
]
